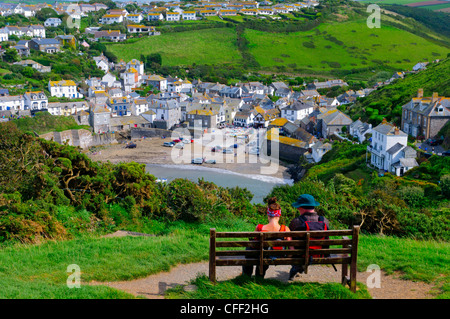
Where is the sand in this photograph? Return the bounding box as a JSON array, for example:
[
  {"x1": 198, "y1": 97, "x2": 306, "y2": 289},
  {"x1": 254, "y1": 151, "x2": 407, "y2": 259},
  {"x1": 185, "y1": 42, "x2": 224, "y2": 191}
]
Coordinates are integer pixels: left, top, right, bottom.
[{"x1": 85, "y1": 137, "x2": 293, "y2": 181}]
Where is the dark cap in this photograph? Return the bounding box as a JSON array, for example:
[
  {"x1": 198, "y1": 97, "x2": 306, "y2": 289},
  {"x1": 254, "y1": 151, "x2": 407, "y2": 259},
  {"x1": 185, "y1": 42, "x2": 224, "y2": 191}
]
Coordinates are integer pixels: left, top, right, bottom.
[{"x1": 292, "y1": 194, "x2": 320, "y2": 208}]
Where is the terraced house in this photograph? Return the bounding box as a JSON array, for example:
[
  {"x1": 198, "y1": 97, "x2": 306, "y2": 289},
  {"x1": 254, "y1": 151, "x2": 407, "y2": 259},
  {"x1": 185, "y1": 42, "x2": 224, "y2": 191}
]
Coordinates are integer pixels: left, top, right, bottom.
[
  {"x1": 107, "y1": 97, "x2": 131, "y2": 117},
  {"x1": 401, "y1": 89, "x2": 450, "y2": 140},
  {"x1": 49, "y1": 80, "x2": 83, "y2": 99}
]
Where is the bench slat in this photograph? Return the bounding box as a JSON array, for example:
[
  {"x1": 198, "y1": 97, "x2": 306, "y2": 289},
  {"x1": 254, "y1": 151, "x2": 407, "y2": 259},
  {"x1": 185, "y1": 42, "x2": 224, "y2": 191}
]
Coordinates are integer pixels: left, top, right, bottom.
[{"x1": 216, "y1": 230, "x2": 354, "y2": 239}]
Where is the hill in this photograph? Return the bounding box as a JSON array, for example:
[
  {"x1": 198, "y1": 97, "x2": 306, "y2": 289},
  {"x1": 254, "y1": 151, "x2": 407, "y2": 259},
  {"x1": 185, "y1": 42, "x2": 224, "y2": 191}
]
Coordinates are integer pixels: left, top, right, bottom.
[
  {"x1": 104, "y1": 1, "x2": 449, "y2": 82},
  {"x1": 345, "y1": 57, "x2": 450, "y2": 126}
]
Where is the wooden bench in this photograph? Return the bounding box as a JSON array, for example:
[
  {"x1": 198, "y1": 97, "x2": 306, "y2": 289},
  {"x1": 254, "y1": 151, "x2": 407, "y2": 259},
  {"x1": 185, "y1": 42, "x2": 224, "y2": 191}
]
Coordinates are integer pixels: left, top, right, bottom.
[{"x1": 209, "y1": 225, "x2": 360, "y2": 292}]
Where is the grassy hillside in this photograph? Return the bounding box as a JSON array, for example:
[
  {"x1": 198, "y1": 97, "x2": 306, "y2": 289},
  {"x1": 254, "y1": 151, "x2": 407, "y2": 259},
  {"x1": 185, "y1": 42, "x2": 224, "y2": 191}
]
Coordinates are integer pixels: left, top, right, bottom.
[
  {"x1": 346, "y1": 57, "x2": 450, "y2": 126},
  {"x1": 244, "y1": 19, "x2": 449, "y2": 74},
  {"x1": 106, "y1": 27, "x2": 241, "y2": 67},
  {"x1": 105, "y1": 17, "x2": 448, "y2": 82}
]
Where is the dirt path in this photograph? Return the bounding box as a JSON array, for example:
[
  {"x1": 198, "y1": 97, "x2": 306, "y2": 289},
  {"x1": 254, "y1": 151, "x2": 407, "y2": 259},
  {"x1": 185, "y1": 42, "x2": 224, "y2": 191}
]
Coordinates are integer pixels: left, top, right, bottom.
[{"x1": 91, "y1": 261, "x2": 435, "y2": 299}]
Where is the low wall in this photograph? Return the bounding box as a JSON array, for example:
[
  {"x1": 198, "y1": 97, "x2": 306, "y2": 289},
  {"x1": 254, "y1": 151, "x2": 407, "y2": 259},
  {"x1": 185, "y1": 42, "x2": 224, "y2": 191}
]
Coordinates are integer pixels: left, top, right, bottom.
[
  {"x1": 40, "y1": 129, "x2": 117, "y2": 149},
  {"x1": 131, "y1": 128, "x2": 183, "y2": 139}
]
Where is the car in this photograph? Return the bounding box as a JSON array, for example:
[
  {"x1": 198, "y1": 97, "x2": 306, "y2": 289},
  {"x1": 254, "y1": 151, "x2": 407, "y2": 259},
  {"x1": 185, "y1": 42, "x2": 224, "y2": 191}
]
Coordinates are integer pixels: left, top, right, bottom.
[
  {"x1": 125, "y1": 142, "x2": 136, "y2": 149},
  {"x1": 425, "y1": 138, "x2": 443, "y2": 146},
  {"x1": 191, "y1": 157, "x2": 204, "y2": 164},
  {"x1": 223, "y1": 148, "x2": 233, "y2": 154},
  {"x1": 175, "y1": 143, "x2": 184, "y2": 149},
  {"x1": 204, "y1": 159, "x2": 216, "y2": 164},
  {"x1": 173, "y1": 139, "x2": 181, "y2": 143},
  {"x1": 442, "y1": 150, "x2": 450, "y2": 157},
  {"x1": 163, "y1": 142, "x2": 174, "y2": 147}
]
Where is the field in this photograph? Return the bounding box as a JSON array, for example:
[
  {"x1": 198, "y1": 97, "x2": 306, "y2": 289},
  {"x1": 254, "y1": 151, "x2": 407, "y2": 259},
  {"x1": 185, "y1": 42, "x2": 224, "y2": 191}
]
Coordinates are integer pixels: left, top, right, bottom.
[
  {"x1": 105, "y1": 27, "x2": 242, "y2": 67},
  {"x1": 244, "y1": 19, "x2": 449, "y2": 73},
  {"x1": 105, "y1": 17, "x2": 448, "y2": 78}
]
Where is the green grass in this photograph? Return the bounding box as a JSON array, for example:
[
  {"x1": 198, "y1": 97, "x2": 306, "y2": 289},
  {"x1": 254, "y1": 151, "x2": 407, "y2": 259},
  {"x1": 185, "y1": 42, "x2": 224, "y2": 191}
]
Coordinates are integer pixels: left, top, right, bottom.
[
  {"x1": 12, "y1": 112, "x2": 90, "y2": 135},
  {"x1": 165, "y1": 275, "x2": 372, "y2": 299},
  {"x1": 419, "y1": 3, "x2": 450, "y2": 11},
  {"x1": 360, "y1": 0, "x2": 437, "y2": 4},
  {"x1": 244, "y1": 19, "x2": 449, "y2": 73},
  {"x1": 0, "y1": 217, "x2": 448, "y2": 299},
  {"x1": 106, "y1": 27, "x2": 242, "y2": 67}
]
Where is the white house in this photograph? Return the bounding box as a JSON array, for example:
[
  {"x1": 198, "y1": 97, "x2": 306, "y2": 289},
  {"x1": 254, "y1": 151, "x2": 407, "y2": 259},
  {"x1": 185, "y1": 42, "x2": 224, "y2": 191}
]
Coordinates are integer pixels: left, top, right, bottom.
[
  {"x1": 0, "y1": 95, "x2": 24, "y2": 112},
  {"x1": 181, "y1": 11, "x2": 196, "y2": 20},
  {"x1": 101, "y1": 72, "x2": 117, "y2": 88},
  {"x1": 100, "y1": 14, "x2": 124, "y2": 24},
  {"x1": 280, "y1": 100, "x2": 314, "y2": 122},
  {"x1": 132, "y1": 98, "x2": 149, "y2": 116},
  {"x1": 166, "y1": 12, "x2": 180, "y2": 21},
  {"x1": 126, "y1": 13, "x2": 143, "y2": 23},
  {"x1": 311, "y1": 141, "x2": 332, "y2": 163},
  {"x1": 126, "y1": 59, "x2": 144, "y2": 75},
  {"x1": 147, "y1": 13, "x2": 164, "y2": 21},
  {"x1": 233, "y1": 111, "x2": 254, "y2": 127},
  {"x1": 93, "y1": 54, "x2": 109, "y2": 73},
  {"x1": 349, "y1": 119, "x2": 372, "y2": 143},
  {"x1": 44, "y1": 18, "x2": 62, "y2": 28},
  {"x1": 24, "y1": 91, "x2": 48, "y2": 111},
  {"x1": 367, "y1": 119, "x2": 418, "y2": 176},
  {"x1": 49, "y1": 80, "x2": 84, "y2": 99},
  {"x1": 0, "y1": 28, "x2": 8, "y2": 41}
]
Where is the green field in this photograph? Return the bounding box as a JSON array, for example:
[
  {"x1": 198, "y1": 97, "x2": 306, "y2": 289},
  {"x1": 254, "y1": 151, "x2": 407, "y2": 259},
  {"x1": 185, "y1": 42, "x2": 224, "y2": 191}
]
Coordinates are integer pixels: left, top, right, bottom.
[
  {"x1": 106, "y1": 17, "x2": 448, "y2": 78},
  {"x1": 106, "y1": 27, "x2": 241, "y2": 67},
  {"x1": 244, "y1": 19, "x2": 449, "y2": 72}
]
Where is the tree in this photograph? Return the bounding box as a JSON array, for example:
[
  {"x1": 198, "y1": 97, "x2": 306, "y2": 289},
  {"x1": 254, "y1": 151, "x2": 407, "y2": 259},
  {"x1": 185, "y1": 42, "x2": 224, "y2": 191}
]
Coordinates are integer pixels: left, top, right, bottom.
[{"x1": 3, "y1": 48, "x2": 19, "y2": 63}]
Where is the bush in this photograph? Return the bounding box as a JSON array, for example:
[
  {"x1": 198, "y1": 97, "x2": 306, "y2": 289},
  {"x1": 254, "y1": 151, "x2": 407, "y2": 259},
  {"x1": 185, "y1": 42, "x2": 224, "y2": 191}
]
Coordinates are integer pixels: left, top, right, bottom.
[{"x1": 397, "y1": 186, "x2": 425, "y2": 208}]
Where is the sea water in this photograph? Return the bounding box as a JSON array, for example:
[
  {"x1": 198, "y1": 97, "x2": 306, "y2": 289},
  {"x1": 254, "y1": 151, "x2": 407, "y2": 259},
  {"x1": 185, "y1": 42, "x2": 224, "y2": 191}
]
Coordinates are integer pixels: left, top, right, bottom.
[{"x1": 146, "y1": 164, "x2": 293, "y2": 204}]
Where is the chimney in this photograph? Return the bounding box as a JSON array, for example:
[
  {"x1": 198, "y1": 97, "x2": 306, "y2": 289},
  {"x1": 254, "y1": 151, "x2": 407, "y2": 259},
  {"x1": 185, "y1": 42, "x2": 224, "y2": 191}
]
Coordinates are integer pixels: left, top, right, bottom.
[
  {"x1": 394, "y1": 127, "x2": 399, "y2": 135},
  {"x1": 417, "y1": 88, "x2": 423, "y2": 98},
  {"x1": 432, "y1": 92, "x2": 438, "y2": 103}
]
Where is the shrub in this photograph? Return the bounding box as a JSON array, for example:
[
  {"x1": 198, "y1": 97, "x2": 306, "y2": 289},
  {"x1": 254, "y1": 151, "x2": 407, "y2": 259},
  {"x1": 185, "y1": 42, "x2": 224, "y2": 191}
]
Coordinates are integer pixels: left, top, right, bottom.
[{"x1": 397, "y1": 186, "x2": 425, "y2": 208}]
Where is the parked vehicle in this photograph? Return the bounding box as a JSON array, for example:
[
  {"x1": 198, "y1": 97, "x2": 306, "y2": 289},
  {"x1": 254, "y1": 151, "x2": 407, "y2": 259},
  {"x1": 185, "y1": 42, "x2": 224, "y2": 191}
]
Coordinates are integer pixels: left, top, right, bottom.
[
  {"x1": 125, "y1": 142, "x2": 136, "y2": 149},
  {"x1": 223, "y1": 148, "x2": 233, "y2": 154},
  {"x1": 425, "y1": 138, "x2": 443, "y2": 146},
  {"x1": 175, "y1": 143, "x2": 184, "y2": 149},
  {"x1": 212, "y1": 146, "x2": 222, "y2": 152},
  {"x1": 191, "y1": 157, "x2": 204, "y2": 164},
  {"x1": 441, "y1": 150, "x2": 450, "y2": 157},
  {"x1": 173, "y1": 139, "x2": 181, "y2": 143},
  {"x1": 163, "y1": 142, "x2": 174, "y2": 147},
  {"x1": 204, "y1": 159, "x2": 216, "y2": 164}
]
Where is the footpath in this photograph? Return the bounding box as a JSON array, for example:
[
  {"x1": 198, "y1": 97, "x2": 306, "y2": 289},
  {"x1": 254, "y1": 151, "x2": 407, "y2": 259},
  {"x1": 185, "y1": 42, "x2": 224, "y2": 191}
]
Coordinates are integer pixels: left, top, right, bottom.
[{"x1": 91, "y1": 260, "x2": 434, "y2": 299}]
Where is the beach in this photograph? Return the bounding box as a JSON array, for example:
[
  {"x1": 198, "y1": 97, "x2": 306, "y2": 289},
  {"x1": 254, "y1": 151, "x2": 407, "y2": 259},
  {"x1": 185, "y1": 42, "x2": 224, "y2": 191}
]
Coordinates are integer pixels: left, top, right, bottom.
[{"x1": 85, "y1": 136, "x2": 293, "y2": 181}]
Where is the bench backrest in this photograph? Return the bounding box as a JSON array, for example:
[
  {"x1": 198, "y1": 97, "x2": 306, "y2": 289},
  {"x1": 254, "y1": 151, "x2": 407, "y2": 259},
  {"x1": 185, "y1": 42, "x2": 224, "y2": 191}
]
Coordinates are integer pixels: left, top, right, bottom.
[{"x1": 210, "y1": 226, "x2": 359, "y2": 272}]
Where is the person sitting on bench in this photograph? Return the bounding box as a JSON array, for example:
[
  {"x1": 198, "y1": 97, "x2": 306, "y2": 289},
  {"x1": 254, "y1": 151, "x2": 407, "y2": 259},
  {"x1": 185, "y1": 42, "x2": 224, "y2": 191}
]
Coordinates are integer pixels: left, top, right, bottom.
[
  {"x1": 288, "y1": 194, "x2": 331, "y2": 281},
  {"x1": 242, "y1": 196, "x2": 291, "y2": 278}
]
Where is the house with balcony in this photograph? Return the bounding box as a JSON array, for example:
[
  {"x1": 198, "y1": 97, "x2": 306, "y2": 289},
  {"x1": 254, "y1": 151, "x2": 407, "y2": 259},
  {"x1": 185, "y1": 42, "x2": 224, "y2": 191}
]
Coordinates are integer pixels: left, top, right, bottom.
[
  {"x1": 24, "y1": 91, "x2": 47, "y2": 111},
  {"x1": 367, "y1": 119, "x2": 418, "y2": 176}
]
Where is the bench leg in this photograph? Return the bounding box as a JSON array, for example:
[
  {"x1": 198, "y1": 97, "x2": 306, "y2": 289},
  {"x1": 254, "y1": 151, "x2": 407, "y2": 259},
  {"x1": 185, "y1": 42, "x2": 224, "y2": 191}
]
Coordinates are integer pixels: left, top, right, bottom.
[{"x1": 341, "y1": 263, "x2": 348, "y2": 287}]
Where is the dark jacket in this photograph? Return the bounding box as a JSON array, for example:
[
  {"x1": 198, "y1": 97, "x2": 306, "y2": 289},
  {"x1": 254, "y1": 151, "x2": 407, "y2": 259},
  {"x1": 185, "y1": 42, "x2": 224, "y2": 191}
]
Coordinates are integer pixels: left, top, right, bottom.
[{"x1": 289, "y1": 212, "x2": 331, "y2": 231}]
